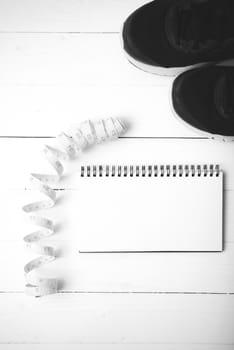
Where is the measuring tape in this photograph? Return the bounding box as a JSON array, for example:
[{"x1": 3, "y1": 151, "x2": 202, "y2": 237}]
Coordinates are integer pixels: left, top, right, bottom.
[{"x1": 23, "y1": 118, "x2": 126, "y2": 297}]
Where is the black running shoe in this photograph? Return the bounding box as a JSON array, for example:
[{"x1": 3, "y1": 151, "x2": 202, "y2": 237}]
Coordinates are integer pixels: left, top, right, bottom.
[
  {"x1": 171, "y1": 65, "x2": 234, "y2": 140},
  {"x1": 121, "y1": 0, "x2": 234, "y2": 76}
]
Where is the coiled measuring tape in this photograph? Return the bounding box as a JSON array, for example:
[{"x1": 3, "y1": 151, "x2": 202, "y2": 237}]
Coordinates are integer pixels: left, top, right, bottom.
[{"x1": 22, "y1": 118, "x2": 126, "y2": 297}]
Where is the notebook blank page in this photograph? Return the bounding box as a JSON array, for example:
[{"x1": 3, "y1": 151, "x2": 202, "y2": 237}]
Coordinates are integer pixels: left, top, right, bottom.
[{"x1": 78, "y1": 173, "x2": 223, "y2": 252}]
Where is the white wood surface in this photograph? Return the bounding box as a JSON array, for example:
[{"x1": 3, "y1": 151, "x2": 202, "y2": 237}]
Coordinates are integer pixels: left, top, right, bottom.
[
  {"x1": 0, "y1": 85, "x2": 198, "y2": 137},
  {"x1": 0, "y1": 294, "x2": 233, "y2": 345},
  {"x1": 1, "y1": 138, "x2": 234, "y2": 190},
  {"x1": 0, "y1": 0, "x2": 234, "y2": 347},
  {"x1": 2, "y1": 348, "x2": 234, "y2": 350},
  {"x1": 0, "y1": 33, "x2": 195, "y2": 137},
  {"x1": 0, "y1": 34, "x2": 169, "y2": 88},
  {"x1": 0, "y1": 0, "x2": 148, "y2": 32}
]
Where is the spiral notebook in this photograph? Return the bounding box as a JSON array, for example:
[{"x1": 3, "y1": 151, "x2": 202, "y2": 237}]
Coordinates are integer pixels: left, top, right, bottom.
[{"x1": 78, "y1": 164, "x2": 223, "y2": 252}]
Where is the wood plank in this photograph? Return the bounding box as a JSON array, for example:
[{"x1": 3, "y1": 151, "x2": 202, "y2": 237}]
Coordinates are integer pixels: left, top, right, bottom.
[
  {"x1": 4, "y1": 241, "x2": 234, "y2": 293},
  {"x1": 0, "y1": 34, "x2": 232, "y2": 138},
  {"x1": 1, "y1": 346, "x2": 234, "y2": 350},
  {"x1": 0, "y1": 34, "x2": 169, "y2": 87},
  {"x1": 0, "y1": 294, "x2": 233, "y2": 344},
  {"x1": 0, "y1": 0, "x2": 147, "y2": 33},
  {"x1": 0, "y1": 139, "x2": 233, "y2": 189},
  {"x1": 1, "y1": 190, "x2": 234, "y2": 292},
  {"x1": 1, "y1": 240, "x2": 234, "y2": 292},
  {"x1": 0, "y1": 32, "x2": 197, "y2": 137},
  {"x1": 0, "y1": 86, "x2": 198, "y2": 137}
]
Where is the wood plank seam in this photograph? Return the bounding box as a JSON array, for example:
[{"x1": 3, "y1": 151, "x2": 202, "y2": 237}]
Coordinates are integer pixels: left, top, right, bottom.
[
  {"x1": 0, "y1": 31, "x2": 119, "y2": 34},
  {"x1": 59, "y1": 291, "x2": 234, "y2": 294},
  {"x1": 0, "y1": 136, "x2": 208, "y2": 139}
]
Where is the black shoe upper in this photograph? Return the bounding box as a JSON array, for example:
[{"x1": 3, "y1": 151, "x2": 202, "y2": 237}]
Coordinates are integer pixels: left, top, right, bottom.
[
  {"x1": 172, "y1": 65, "x2": 234, "y2": 136},
  {"x1": 123, "y1": 0, "x2": 234, "y2": 68}
]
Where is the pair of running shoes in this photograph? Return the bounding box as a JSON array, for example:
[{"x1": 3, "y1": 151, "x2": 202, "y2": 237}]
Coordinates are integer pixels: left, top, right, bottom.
[{"x1": 122, "y1": 0, "x2": 234, "y2": 141}]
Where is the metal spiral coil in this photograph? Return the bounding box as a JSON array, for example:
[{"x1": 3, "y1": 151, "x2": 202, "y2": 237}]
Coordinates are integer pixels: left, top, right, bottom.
[
  {"x1": 22, "y1": 118, "x2": 126, "y2": 297},
  {"x1": 80, "y1": 164, "x2": 221, "y2": 178}
]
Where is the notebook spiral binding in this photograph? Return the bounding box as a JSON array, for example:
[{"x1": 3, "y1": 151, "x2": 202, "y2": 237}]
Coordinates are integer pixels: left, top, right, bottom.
[{"x1": 81, "y1": 164, "x2": 221, "y2": 178}]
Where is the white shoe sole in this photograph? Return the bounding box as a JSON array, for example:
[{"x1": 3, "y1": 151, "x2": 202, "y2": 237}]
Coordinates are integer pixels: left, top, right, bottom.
[
  {"x1": 169, "y1": 83, "x2": 234, "y2": 142},
  {"x1": 123, "y1": 48, "x2": 208, "y2": 76}
]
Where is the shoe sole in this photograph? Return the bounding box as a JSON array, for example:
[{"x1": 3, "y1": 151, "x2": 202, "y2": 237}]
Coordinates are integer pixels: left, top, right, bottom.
[{"x1": 169, "y1": 83, "x2": 234, "y2": 142}]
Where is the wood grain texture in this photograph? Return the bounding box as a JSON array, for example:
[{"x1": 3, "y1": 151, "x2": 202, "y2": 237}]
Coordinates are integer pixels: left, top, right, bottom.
[
  {"x1": 0, "y1": 0, "x2": 148, "y2": 33},
  {"x1": 0, "y1": 138, "x2": 233, "y2": 189},
  {"x1": 0, "y1": 32, "x2": 200, "y2": 137},
  {"x1": 0, "y1": 294, "x2": 233, "y2": 344},
  {"x1": 0, "y1": 34, "x2": 169, "y2": 87},
  {"x1": 1, "y1": 239, "x2": 234, "y2": 292},
  {"x1": 1, "y1": 346, "x2": 234, "y2": 350},
  {"x1": 0, "y1": 85, "x2": 198, "y2": 137}
]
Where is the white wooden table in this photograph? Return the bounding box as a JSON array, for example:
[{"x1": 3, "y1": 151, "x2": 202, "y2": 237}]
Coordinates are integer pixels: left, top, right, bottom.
[{"x1": 0, "y1": 1, "x2": 234, "y2": 349}]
